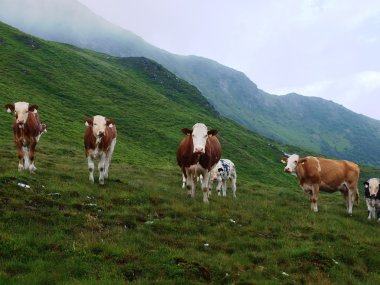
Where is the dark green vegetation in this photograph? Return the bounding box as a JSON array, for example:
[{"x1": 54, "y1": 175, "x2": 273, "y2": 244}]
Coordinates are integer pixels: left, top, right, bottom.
[
  {"x1": 1, "y1": 22, "x2": 380, "y2": 284},
  {"x1": 2, "y1": 0, "x2": 380, "y2": 166}
]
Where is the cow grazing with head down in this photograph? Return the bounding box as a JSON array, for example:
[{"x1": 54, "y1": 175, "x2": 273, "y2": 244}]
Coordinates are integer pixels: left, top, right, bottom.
[
  {"x1": 4, "y1": 102, "x2": 47, "y2": 173},
  {"x1": 84, "y1": 115, "x2": 117, "y2": 185},
  {"x1": 283, "y1": 154, "x2": 360, "y2": 214},
  {"x1": 363, "y1": 178, "x2": 380, "y2": 221},
  {"x1": 176, "y1": 123, "x2": 221, "y2": 203}
]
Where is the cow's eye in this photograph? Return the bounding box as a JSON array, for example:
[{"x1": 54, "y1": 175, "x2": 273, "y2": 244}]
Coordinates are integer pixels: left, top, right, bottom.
[{"x1": 294, "y1": 161, "x2": 298, "y2": 164}]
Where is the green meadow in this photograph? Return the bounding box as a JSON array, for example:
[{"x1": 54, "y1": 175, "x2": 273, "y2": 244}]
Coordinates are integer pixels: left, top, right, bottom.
[{"x1": 0, "y1": 22, "x2": 380, "y2": 284}]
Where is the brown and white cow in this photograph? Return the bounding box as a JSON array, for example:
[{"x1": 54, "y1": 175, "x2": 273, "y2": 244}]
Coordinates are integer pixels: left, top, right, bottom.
[
  {"x1": 283, "y1": 154, "x2": 360, "y2": 214},
  {"x1": 4, "y1": 102, "x2": 47, "y2": 173},
  {"x1": 84, "y1": 115, "x2": 117, "y2": 185},
  {"x1": 177, "y1": 123, "x2": 221, "y2": 203}
]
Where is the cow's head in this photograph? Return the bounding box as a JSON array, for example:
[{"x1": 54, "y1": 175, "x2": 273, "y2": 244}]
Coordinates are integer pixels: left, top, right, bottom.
[
  {"x1": 5, "y1": 102, "x2": 38, "y2": 126},
  {"x1": 182, "y1": 123, "x2": 218, "y2": 154},
  {"x1": 364, "y1": 178, "x2": 380, "y2": 199},
  {"x1": 284, "y1": 154, "x2": 299, "y2": 173},
  {"x1": 209, "y1": 163, "x2": 221, "y2": 181},
  {"x1": 85, "y1": 115, "x2": 115, "y2": 138}
]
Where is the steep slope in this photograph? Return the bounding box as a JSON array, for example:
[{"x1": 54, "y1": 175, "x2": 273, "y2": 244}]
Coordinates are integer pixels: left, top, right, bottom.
[
  {"x1": 1, "y1": 0, "x2": 380, "y2": 167},
  {"x1": 1, "y1": 22, "x2": 380, "y2": 284}
]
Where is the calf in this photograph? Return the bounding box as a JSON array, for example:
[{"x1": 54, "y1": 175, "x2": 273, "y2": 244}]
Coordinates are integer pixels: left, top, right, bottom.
[
  {"x1": 84, "y1": 115, "x2": 117, "y2": 185},
  {"x1": 4, "y1": 102, "x2": 47, "y2": 173},
  {"x1": 177, "y1": 123, "x2": 221, "y2": 203},
  {"x1": 283, "y1": 154, "x2": 360, "y2": 214},
  {"x1": 363, "y1": 178, "x2": 380, "y2": 221},
  {"x1": 209, "y1": 159, "x2": 237, "y2": 198}
]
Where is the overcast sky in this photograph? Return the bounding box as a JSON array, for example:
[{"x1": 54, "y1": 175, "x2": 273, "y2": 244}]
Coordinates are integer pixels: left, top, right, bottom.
[{"x1": 77, "y1": 0, "x2": 380, "y2": 119}]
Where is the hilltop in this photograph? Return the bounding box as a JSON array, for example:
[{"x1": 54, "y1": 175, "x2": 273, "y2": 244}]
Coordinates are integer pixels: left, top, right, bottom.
[{"x1": 0, "y1": 22, "x2": 380, "y2": 284}]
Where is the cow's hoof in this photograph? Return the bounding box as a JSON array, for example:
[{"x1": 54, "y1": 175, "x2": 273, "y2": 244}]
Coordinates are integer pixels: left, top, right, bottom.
[
  {"x1": 18, "y1": 165, "x2": 24, "y2": 172},
  {"x1": 89, "y1": 177, "x2": 94, "y2": 184},
  {"x1": 99, "y1": 179, "x2": 104, "y2": 185}
]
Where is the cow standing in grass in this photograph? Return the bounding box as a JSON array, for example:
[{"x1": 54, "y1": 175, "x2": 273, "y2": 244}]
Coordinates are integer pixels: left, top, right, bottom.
[
  {"x1": 283, "y1": 154, "x2": 360, "y2": 214},
  {"x1": 363, "y1": 178, "x2": 380, "y2": 221},
  {"x1": 84, "y1": 115, "x2": 117, "y2": 185},
  {"x1": 177, "y1": 123, "x2": 221, "y2": 203},
  {"x1": 209, "y1": 159, "x2": 237, "y2": 198},
  {"x1": 4, "y1": 102, "x2": 46, "y2": 173}
]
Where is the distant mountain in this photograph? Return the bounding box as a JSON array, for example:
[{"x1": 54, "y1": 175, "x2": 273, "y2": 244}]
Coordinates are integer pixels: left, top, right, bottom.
[{"x1": 1, "y1": 0, "x2": 380, "y2": 166}]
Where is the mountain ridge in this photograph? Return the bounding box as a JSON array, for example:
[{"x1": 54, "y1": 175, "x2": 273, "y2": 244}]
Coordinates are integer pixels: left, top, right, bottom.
[{"x1": 1, "y1": 0, "x2": 380, "y2": 166}]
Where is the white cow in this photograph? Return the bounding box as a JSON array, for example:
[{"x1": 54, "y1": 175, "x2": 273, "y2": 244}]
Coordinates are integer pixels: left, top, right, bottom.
[
  {"x1": 363, "y1": 178, "x2": 380, "y2": 221},
  {"x1": 209, "y1": 159, "x2": 237, "y2": 198}
]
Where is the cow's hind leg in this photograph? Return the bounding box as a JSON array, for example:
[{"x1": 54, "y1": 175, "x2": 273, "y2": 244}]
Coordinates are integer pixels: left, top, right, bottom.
[
  {"x1": 216, "y1": 177, "x2": 222, "y2": 196},
  {"x1": 231, "y1": 173, "x2": 237, "y2": 198},
  {"x1": 87, "y1": 155, "x2": 95, "y2": 184}
]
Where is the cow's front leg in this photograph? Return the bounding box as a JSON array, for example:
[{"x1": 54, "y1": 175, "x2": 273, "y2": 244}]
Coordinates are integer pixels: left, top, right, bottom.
[
  {"x1": 347, "y1": 189, "x2": 353, "y2": 215},
  {"x1": 202, "y1": 171, "x2": 210, "y2": 203},
  {"x1": 28, "y1": 143, "x2": 37, "y2": 173},
  {"x1": 216, "y1": 176, "x2": 222, "y2": 196},
  {"x1": 309, "y1": 184, "x2": 319, "y2": 212},
  {"x1": 185, "y1": 169, "x2": 194, "y2": 198},
  {"x1": 17, "y1": 145, "x2": 24, "y2": 171},
  {"x1": 182, "y1": 174, "x2": 186, "y2": 189},
  {"x1": 87, "y1": 155, "x2": 95, "y2": 184},
  {"x1": 98, "y1": 153, "x2": 106, "y2": 185},
  {"x1": 365, "y1": 199, "x2": 372, "y2": 220}
]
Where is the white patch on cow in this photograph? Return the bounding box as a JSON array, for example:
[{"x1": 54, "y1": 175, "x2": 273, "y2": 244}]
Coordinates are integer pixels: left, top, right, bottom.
[
  {"x1": 85, "y1": 121, "x2": 89, "y2": 127},
  {"x1": 6, "y1": 108, "x2": 12, "y2": 113},
  {"x1": 191, "y1": 123, "x2": 208, "y2": 154},
  {"x1": 92, "y1": 115, "x2": 107, "y2": 138},
  {"x1": 87, "y1": 155, "x2": 95, "y2": 183},
  {"x1": 14, "y1": 102, "x2": 30, "y2": 125},
  {"x1": 22, "y1": 146, "x2": 30, "y2": 170},
  {"x1": 284, "y1": 154, "x2": 299, "y2": 173},
  {"x1": 368, "y1": 178, "x2": 380, "y2": 198},
  {"x1": 182, "y1": 174, "x2": 186, "y2": 188},
  {"x1": 108, "y1": 123, "x2": 114, "y2": 128}
]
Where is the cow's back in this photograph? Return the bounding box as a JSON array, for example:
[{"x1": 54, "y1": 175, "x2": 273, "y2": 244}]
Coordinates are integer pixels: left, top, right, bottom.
[{"x1": 318, "y1": 158, "x2": 360, "y2": 187}]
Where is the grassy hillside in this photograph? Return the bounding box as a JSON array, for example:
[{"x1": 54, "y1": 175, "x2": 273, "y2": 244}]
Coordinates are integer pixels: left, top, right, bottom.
[
  {"x1": 0, "y1": 22, "x2": 380, "y2": 284},
  {"x1": 2, "y1": 0, "x2": 380, "y2": 167}
]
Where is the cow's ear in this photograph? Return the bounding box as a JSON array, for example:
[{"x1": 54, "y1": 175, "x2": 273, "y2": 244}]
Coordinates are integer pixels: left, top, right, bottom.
[
  {"x1": 207, "y1": 129, "x2": 218, "y2": 136},
  {"x1": 5, "y1": 104, "x2": 15, "y2": 113},
  {"x1": 298, "y1": 158, "x2": 307, "y2": 165},
  {"x1": 280, "y1": 157, "x2": 288, "y2": 164},
  {"x1": 106, "y1": 119, "x2": 115, "y2": 128},
  {"x1": 363, "y1": 182, "x2": 369, "y2": 187},
  {"x1": 182, "y1": 128, "x2": 192, "y2": 135},
  {"x1": 28, "y1": 104, "x2": 39, "y2": 113},
  {"x1": 84, "y1": 118, "x2": 93, "y2": 126}
]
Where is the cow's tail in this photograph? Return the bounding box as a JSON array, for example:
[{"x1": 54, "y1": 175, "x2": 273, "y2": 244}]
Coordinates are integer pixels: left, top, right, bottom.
[{"x1": 22, "y1": 147, "x2": 30, "y2": 169}]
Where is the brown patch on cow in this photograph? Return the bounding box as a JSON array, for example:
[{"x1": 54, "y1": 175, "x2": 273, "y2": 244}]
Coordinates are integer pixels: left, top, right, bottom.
[
  {"x1": 84, "y1": 123, "x2": 117, "y2": 156},
  {"x1": 177, "y1": 131, "x2": 222, "y2": 172}
]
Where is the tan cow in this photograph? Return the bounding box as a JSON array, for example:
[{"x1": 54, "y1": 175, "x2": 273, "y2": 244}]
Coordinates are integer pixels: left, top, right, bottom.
[
  {"x1": 84, "y1": 115, "x2": 117, "y2": 185},
  {"x1": 4, "y1": 102, "x2": 47, "y2": 173},
  {"x1": 283, "y1": 154, "x2": 360, "y2": 214}
]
